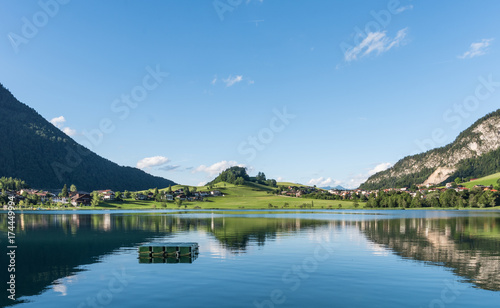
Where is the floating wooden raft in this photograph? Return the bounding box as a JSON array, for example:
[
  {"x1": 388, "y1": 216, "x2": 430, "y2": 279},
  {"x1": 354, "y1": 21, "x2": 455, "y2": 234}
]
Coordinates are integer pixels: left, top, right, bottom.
[
  {"x1": 139, "y1": 254, "x2": 198, "y2": 264},
  {"x1": 138, "y1": 242, "x2": 199, "y2": 262}
]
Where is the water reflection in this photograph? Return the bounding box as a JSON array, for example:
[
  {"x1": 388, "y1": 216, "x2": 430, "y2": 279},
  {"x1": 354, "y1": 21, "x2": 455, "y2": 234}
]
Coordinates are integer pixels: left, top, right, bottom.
[
  {"x1": 360, "y1": 216, "x2": 500, "y2": 291},
  {"x1": 0, "y1": 211, "x2": 499, "y2": 307},
  {"x1": 0, "y1": 213, "x2": 328, "y2": 306}
]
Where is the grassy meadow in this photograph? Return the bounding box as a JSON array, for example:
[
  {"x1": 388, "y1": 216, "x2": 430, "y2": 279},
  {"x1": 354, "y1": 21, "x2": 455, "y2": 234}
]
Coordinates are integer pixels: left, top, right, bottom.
[
  {"x1": 93, "y1": 181, "x2": 360, "y2": 210},
  {"x1": 461, "y1": 172, "x2": 500, "y2": 189}
]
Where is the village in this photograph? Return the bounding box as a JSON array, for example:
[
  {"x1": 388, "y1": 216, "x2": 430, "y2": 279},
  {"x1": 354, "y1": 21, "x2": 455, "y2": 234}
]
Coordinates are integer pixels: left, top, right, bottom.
[
  {"x1": 0, "y1": 186, "x2": 226, "y2": 208},
  {"x1": 2, "y1": 176, "x2": 498, "y2": 209},
  {"x1": 278, "y1": 179, "x2": 497, "y2": 200}
]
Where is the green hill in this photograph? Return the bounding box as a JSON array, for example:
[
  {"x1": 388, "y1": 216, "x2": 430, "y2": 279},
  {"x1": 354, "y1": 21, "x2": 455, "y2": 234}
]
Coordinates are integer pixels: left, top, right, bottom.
[
  {"x1": 0, "y1": 83, "x2": 176, "y2": 191},
  {"x1": 100, "y1": 181, "x2": 357, "y2": 210},
  {"x1": 462, "y1": 172, "x2": 500, "y2": 189}
]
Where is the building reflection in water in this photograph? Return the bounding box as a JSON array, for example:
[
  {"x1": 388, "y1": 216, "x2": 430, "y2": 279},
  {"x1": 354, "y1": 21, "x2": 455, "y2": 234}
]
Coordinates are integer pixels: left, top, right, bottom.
[{"x1": 1, "y1": 212, "x2": 499, "y2": 305}]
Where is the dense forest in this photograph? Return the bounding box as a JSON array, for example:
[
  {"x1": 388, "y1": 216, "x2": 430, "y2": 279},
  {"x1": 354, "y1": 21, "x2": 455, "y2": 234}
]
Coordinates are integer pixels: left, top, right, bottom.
[
  {"x1": 0, "y1": 83, "x2": 176, "y2": 191},
  {"x1": 209, "y1": 167, "x2": 277, "y2": 187},
  {"x1": 364, "y1": 187, "x2": 499, "y2": 209},
  {"x1": 0, "y1": 177, "x2": 29, "y2": 190}
]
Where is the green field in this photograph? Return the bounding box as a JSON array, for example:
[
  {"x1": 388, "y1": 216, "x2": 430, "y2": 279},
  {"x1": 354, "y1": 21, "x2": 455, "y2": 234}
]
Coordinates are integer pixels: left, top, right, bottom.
[
  {"x1": 93, "y1": 181, "x2": 360, "y2": 210},
  {"x1": 277, "y1": 182, "x2": 309, "y2": 188},
  {"x1": 462, "y1": 172, "x2": 500, "y2": 189}
]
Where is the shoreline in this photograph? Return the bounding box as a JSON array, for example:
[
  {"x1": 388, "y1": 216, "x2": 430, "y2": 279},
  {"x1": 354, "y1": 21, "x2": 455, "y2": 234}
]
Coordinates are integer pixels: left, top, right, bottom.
[{"x1": 3, "y1": 206, "x2": 500, "y2": 212}]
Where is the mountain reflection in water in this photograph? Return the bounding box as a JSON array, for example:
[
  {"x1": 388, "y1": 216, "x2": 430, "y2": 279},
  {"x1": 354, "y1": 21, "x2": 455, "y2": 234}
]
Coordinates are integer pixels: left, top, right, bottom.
[{"x1": 0, "y1": 211, "x2": 499, "y2": 307}]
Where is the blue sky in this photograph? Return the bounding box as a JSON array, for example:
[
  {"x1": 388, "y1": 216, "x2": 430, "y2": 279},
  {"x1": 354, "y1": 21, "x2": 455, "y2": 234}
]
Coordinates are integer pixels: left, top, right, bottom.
[{"x1": 1, "y1": 0, "x2": 499, "y2": 188}]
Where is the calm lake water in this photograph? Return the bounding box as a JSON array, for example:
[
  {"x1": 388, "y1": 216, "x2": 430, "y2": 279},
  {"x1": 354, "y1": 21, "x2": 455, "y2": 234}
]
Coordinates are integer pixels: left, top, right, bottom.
[{"x1": 1, "y1": 210, "x2": 500, "y2": 308}]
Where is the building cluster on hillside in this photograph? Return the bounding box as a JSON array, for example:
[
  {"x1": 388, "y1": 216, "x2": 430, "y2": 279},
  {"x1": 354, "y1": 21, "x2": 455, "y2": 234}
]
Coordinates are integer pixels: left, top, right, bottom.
[
  {"x1": 3, "y1": 189, "x2": 92, "y2": 207},
  {"x1": 135, "y1": 188, "x2": 222, "y2": 202},
  {"x1": 279, "y1": 186, "x2": 320, "y2": 197},
  {"x1": 2, "y1": 187, "x2": 226, "y2": 208},
  {"x1": 277, "y1": 182, "x2": 498, "y2": 201}
]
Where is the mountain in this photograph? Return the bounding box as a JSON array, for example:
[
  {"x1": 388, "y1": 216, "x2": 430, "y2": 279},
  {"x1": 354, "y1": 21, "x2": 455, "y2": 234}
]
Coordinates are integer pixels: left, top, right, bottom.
[
  {"x1": 0, "y1": 83, "x2": 176, "y2": 191},
  {"x1": 321, "y1": 185, "x2": 347, "y2": 191},
  {"x1": 360, "y1": 109, "x2": 500, "y2": 190}
]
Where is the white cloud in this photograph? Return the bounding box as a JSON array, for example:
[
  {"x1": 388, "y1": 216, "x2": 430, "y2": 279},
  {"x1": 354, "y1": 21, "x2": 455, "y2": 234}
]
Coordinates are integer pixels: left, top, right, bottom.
[
  {"x1": 194, "y1": 160, "x2": 246, "y2": 176},
  {"x1": 458, "y1": 38, "x2": 494, "y2": 59},
  {"x1": 368, "y1": 162, "x2": 393, "y2": 176},
  {"x1": 50, "y1": 116, "x2": 66, "y2": 128},
  {"x1": 223, "y1": 75, "x2": 243, "y2": 87},
  {"x1": 344, "y1": 162, "x2": 393, "y2": 189},
  {"x1": 277, "y1": 177, "x2": 284, "y2": 182},
  {"x1": 50, "y1": 115, "x2": 77, "y2": 136},
  {"x1": 136, "y1": 156, "x2": 170, "y2": 169},
  {"x1": 395, "y1": 5, "x2": 413, "y2": 13},
  {"x1": 211, "y1": 75, "x2": 217, "y2": 85},
  {"x1": 308, "y1": 177, "x2": 342, "y2": 187},
  {"x1": 197, "y1": 181, "x2": 208, "y2": 187},
  {"x1": 344, "y1": 28, "x2": 408, "y2": 62},
  {"x1": 62, "y1": 127, "x2": 77, "y2": 136}
]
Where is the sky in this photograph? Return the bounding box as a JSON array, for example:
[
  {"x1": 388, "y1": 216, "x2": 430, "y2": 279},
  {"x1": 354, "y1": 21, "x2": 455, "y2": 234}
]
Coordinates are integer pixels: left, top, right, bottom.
[{"x1": 1, "y1": 0, "x2": 500, "y2": 188}]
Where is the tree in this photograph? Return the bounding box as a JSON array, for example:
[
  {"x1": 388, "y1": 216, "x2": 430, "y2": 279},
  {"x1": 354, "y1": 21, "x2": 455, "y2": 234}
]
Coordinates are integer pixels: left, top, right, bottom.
[
  {"x1": 70, "y1": 184, "x2": 77, "y2": 193},
  {"x1": 235, "y1": 177, "x2": 245, "y2": 185},
  {"x1": 489, "y1": 192, "x2": 499, "y2": 207},
  {"x1": 265, "y1": 179, "x2": 277, "y2": 187},
  {"x1": 60, "y1": 184, "x2": 69, "y2": 197},
  {"x1": 115, "y1": 191, "x2": 123, "y2": 201},
  {"x1": 469, "y1": 194, "x2": 478, "y2": 208},
  {"x1": 411, "y1": 196, "x2": 422, "y2": 208},
  {"x1": 184, "y1": 186, "x2": 190, "y2": 196},
  {"x1": 124, "y1": 190, "x2": 130, "y2": 198},
  {"x1": 155, "y1": 193, "x2": 163, "y2": 202},
  {"x1": 478, "y1": 193, "x2": 488, "y2": 208},
  {"x1": 454, "y1": 177, "x2": 462, "y2": 185},
  {"x1": 256, "y1": 172, "x2": 266, "y2": 183},
  {"x1": 430, "y1": 197, "x2": 440, "y2": 208},
  {"x1": 91, "y1": 191, "x2": 100, "y2": 206},
  {"x1": 167, "y1": 185, "x2": 172, "y2": 194},
  {"x1": 457, "y1": 197, "x2": 466, "y2": 208}
]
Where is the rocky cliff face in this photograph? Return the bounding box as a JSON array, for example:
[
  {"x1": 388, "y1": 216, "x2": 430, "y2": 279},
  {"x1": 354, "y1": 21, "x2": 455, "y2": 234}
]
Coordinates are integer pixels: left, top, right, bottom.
[{"x1": 360, "y1": 109, "x2": 500, "y2": 189}]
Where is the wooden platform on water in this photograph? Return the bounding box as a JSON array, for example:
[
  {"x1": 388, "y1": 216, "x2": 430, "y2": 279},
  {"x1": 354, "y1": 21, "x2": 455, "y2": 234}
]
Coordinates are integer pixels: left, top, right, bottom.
[{"x1": 138, "y1": 242, "x2": 199, "y2": 263}]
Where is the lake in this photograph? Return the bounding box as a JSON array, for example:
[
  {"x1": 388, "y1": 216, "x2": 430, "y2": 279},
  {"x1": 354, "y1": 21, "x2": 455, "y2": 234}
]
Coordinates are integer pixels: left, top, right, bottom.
[{"x1": 1, "y1": 210, "x2": 500, "y2": 308}]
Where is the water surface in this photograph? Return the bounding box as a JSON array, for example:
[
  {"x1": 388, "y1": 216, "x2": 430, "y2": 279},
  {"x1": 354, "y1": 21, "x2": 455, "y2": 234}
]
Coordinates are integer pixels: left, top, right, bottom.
[{"x1": 1, "y1": 210, "x2": 499, "y2": 307}]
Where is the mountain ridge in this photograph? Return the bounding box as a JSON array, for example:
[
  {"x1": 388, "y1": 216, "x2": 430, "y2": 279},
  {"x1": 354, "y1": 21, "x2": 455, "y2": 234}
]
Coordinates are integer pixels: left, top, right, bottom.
[
  {"x1": 0, "y1": 83, "x2": 176, "y2": 191},
  {"x1": 360, "y1": 109, "x2": 500, "y2": 190}
]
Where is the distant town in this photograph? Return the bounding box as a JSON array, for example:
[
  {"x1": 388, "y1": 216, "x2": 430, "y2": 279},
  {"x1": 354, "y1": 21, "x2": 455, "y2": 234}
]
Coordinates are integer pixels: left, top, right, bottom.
[{"x1": 2, "y1": 176, "x2": 498, "y2": 209}]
